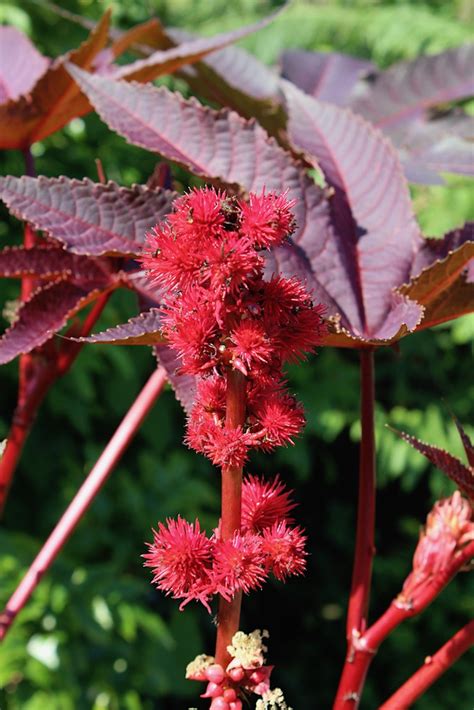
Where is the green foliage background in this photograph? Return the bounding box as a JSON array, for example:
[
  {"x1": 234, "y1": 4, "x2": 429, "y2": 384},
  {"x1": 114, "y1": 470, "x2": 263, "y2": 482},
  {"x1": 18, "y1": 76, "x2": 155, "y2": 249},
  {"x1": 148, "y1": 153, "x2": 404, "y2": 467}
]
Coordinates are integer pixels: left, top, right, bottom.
[{"x1": 0, "y1": 1, "x2": 473, "y2": 708}]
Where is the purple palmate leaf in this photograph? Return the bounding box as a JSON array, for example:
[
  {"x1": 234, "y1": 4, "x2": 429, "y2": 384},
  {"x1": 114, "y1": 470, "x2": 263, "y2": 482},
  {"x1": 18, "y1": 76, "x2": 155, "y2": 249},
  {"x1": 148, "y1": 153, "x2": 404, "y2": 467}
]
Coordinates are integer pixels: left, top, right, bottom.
[
  {"x1": 0, "y1": 281, "x2": 107, "y2": 365},
  {"x1": 280, "y1": 50, "x2": 373, "y2": 106},
  {"x1": 0, "y1": 245, "x2": 112, "y2": 284},
  {"x1": 63, "y1": 65, "x2": 471, "y2": 345},
  {"x1": 350, "y1": 45, "x2": 474, "y2": 132},
  {"x1": 76, "y1": 308, "x2": 165, "y2": 346},
  {"x1": 392, "y1": 426, "x2": 474, "y2": 502},
  {"x1": 0, "y1": 176, "x2": 176, "y2": 256},
  {"x1": 281, "y1": 80, "x2": 423, "y2": 341},
  {"x1": 0, "y1": 27, "x2": 49, "y2": 104}
]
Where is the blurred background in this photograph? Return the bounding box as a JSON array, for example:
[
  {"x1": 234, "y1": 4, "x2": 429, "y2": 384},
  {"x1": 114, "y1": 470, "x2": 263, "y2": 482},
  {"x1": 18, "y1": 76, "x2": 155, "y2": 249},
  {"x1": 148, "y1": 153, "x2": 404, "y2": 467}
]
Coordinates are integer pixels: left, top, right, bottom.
[{"x1": 0, "y1": 1, "x2": 473, "y2": 708}]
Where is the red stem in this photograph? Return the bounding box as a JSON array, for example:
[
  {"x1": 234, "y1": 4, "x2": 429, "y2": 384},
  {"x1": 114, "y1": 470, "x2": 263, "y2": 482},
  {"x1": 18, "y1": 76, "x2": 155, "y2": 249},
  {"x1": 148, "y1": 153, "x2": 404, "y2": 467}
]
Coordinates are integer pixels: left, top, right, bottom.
[
  {"x1": 333, "y1": 540, "x2": 474, "y2": 708},
  {"x1": 20, "y1": 147, "x2": 37, "y2": 304},
  {"x1": 333, "y1": 349, "x2": 376, "y2": 708},
  {"x1": 95, "y1": 158, "x2": 106, "y2": 184},
  {"x1": 1, "y1": 147, "x2": 43, "y2": 513},
  {"x1": 215, "y1": 369, "x2": 246, "y2": 667},
  {"x1": 379, "y1": 620, "x2": 474, "y2": 709},
  {"x1": 0, "y1": 366, "x2": 167, "y2": 641},
  {"x1": 0, "y1": 362, "x2": 57, "y2": 515},
  {"x1": 347, "y1": 348, "x2": 376, "y2": 637},
  {"x1": 0, "y1": 294, "x2": 112, "y2": 515}
]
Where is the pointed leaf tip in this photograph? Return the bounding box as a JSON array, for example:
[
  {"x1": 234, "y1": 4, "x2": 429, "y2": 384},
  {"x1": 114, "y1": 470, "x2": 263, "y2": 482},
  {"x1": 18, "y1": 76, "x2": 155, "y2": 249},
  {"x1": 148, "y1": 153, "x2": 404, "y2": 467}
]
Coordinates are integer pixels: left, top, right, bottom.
[
  {"x1": 111, "y1": 7, "x2": 284, "y2": 83},
  {"x1": 0, "y1": 27, "x2": 49, "y2": 104},
  {"x1": 452, "y1": 417, "x2": 474, "y2": 469},
  {"x1": 391, "y1": 426, "x2": 474, "y2": 502},
  {"x1": 77, "y1": 309, "x2": 166, "y2": 346},
  {"x1": 0, "y1": 281, "x2": 105, "y2": 364}
]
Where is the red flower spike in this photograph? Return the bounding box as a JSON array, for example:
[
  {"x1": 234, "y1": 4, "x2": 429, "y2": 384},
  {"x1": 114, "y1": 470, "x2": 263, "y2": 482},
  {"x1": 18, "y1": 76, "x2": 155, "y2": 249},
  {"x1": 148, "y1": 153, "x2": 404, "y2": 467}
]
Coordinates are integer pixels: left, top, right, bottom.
[
  {"x1": 241, "y1": 475, "x2": 296, "y2": 533},
  {"x1": 239, "y1": 191, "x2": 296, "y2": 248},
  {"x1": 142, "y1": 189, "x2": 320, "y2": 694},
  {"x1": 213, "y1": 533, "x2": 268, "y2": 597},
  {"x1": 142, "y1": 187, "x2": 325, "y2": 468},
  {"x1": 143, "y1": 517, "x2": 214, "y2": 607},
  {"x1": 261, "y1": 521, "x2": 308, "y2": 581}
]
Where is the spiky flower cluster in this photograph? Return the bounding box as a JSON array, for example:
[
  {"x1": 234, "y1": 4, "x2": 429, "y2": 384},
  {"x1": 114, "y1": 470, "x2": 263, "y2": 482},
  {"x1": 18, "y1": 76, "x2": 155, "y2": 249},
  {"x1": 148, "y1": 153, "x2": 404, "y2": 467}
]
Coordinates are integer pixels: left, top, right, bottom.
[
  {"x1": 397, "y1": 491, "x2": 474, "y2": 607},
  {"x1": 186, "y1": 630, "x2": 292, "y2": 709},
  {"x1": 144, "y1": 476, "x2": 306, "y2": 611},
  {"x1": 142, "y1": 187, "x2": 326, "y2": 468},
  {"x1": 142, "y1": 188, "x2": 322, "y2": 708}
]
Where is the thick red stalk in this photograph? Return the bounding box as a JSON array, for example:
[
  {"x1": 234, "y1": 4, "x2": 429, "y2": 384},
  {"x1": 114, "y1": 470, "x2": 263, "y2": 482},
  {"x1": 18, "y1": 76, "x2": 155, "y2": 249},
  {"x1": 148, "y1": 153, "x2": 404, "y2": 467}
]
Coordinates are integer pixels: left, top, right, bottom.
[
  {"x1": 347, "y1": 348, "x2": 376, "y2": 637},
  {"x1": 0, "y1": 294, "x2": 112, "y2": 515},
  {"x1": 379, "y1": 620, "x2": 474, "y2": 709},
  {"x1": 333, "y1": 540, "x2": 474, "y2": 708},
  {"x1": 333, "y1": 349, "x2": 376, "y2": 708},
  {"x1": 0, "y1": 366, "x2": 167, "y2": 641},
  {"x1": 1, "y1": 147, "x2": 44, "y2": 513},
  {"x1": 20, "y1": 148, "x2": 37, "y2": 304},
  {"x1": 215, "y1": 369, "x2": 246, "y2": 667}
]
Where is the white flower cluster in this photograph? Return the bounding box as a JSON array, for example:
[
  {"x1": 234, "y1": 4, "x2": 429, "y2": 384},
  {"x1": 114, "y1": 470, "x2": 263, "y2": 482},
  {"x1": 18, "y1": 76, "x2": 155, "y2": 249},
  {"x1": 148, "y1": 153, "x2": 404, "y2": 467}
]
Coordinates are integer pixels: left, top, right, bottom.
[
  {"x1": 185, "y1": 653, "x2": 214, "y2": 679},
  {"x1": 227, "y1": 628, "x2": 269, "y2": 669},
  {"x1": 255, "y1": 687, "x2": 293, "y2": 709}
]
